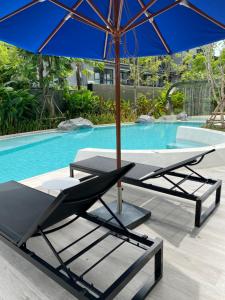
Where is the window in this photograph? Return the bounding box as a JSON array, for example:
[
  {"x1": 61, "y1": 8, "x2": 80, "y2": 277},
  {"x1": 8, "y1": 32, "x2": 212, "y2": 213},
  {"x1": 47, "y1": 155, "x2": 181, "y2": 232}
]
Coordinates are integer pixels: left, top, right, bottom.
[
  {"x1": 94, "y1": 68, "x2": 113, "y2": 85},
  {"x1": 104, "y1": 69, "x2": 113, "y2": 85},
  {"x1": 94, "y1": 70, "x2": 100, "y2": 84},
  {"x1": 120, "y1": 70, "x2": 129, "y2": 80},
  {"x1": 120, "y1": 70, "x2": 130, "y2": 84}
]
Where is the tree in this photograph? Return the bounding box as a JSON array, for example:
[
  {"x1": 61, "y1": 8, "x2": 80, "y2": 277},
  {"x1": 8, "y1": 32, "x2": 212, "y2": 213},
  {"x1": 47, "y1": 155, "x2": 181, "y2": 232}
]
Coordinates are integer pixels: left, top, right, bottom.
[
  {"x1": 0, "y1": 43, "x2": 75, "y2": 117},
  {"x1": 203, "y1": 42, "x2": 225, "y2": 127},
  {"x1": 180, "y1": 43, "x2": 225, "y2": 125},
  {"x1": 181, "y1": 50, "x2": 206, "y2": 81},
  {"x1": 0, "y1": 43, "x2": 22, "y2": 85}
]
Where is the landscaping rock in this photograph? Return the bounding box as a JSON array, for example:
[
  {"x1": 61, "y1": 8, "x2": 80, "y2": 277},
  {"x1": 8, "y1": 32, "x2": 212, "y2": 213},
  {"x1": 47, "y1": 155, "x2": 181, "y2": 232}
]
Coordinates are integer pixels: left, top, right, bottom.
[
  {"x1": 176, "y1": 112, "x2": 188, "y2": 121},
  {"x1": 58, "y1": 117, "x2": 94, "y2": 131},
  {"x1": 136, "y1": 115, "x2": 155, "y2": 123}
]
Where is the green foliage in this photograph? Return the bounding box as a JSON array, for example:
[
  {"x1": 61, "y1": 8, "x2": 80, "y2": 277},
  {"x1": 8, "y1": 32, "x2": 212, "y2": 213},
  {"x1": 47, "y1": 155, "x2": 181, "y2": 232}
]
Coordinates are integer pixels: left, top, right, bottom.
[
  {"x1": 153, "y1": 90, "x2": 168, "y2": 118},
  {"x1": 64, "y1": 90, "x2": 101, "y2": 116},
  {"x1": 85, "y1": 113, "x2": 115, "y2": 125},
  {"x1": 0, "y1": 43, "x2": 22, "y2": 86},
  {"x1": 85, "y1": 112, "x2": 136, "y2": 125},
  {"x1": 0, "y1": 86, "x2": 38, "y2": 133},
  {"x1": 128, "y1": 54, "x2": 184, "y2": 88},
  {"x1": 181, "y1": 51, "x2": 207, "y2": 81},
  {"x1": 0, "y1": 118, "x2": 63, "y2": 136},
  {"x1": 170, "y1": 90, "x2": 184, "y2": 114},
  {"x1": 64, "y1": 90, "x2": 135, "y2": 123},
  {"x1": 1, "y1": 41, "x2": 225, "y2": 135},
  {"x1": 136, "y1": 89, "x2": 168, "y2": 118},
  {"x1": 136, "y1": 95, "x2": 153, "y2": 115}
]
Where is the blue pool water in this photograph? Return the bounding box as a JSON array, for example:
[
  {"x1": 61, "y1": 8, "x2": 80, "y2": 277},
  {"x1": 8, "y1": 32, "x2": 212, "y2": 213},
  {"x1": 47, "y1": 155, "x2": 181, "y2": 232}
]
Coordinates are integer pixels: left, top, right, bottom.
[{"x1": 0, "y1": 122, "x2": 205, "y2": 182}]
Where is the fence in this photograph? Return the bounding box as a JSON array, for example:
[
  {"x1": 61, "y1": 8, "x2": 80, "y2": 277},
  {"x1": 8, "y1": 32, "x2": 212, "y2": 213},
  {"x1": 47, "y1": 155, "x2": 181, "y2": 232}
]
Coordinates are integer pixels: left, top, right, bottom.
[
  {"x1": 166, "y1": 80, "x2": 213, "y2": 116},
  {"x1": 88, "y1": 83, "x2": 163, "y2": 102}
]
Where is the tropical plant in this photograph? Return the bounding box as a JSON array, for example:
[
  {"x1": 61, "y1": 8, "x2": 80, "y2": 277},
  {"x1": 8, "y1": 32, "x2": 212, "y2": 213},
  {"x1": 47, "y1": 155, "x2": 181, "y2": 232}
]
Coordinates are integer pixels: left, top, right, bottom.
[
  {"x1": 136, "y1": 90, "x2": 168, "y2": 118},
  {"x1": 136, "y1": 94, "x2": 153, "y2": 115},
  {"x1": 170, "y1": 90, "x2": 184, "y2": 114},
  {"x1": 0, "y1": 86, "x2": 38, "y2": 132},
  {"x1": 64, "y1": 89, "x2": 101, "y2": 116}
]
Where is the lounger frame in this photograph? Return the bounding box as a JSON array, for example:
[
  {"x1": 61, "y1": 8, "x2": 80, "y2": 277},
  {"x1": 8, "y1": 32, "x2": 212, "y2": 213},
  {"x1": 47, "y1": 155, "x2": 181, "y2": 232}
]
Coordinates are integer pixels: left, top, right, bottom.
[
  {"x1": 70, "y1": 150, "x2": 222, "y2": 227},
  {"x1": 128, "y1": 168, "x2": 221, "y2": 228},
  {"x1": 0, "y1": 199, "x2": 163, "y2": 300}
]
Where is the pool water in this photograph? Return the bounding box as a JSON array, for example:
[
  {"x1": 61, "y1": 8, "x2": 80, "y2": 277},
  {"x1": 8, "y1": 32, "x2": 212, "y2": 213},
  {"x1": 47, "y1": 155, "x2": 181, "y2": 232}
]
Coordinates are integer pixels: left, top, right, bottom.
[{"x1": 0, "y1": 122, "x2": 204, "y2": 182}]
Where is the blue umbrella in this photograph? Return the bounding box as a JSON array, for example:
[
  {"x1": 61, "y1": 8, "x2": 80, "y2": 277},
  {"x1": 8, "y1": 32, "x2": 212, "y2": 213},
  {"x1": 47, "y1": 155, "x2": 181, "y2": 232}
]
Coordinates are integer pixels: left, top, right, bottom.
[{"x1": 0, "y1": 0, "x2": 225, "y2": 222}]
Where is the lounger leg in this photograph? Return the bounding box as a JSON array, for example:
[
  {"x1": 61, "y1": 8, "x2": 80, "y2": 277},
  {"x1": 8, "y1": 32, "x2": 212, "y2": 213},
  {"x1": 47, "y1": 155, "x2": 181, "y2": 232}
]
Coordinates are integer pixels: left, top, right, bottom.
[
  {"x1": 195, "y1": 184, "x2": 221, "y2": 227},
  {"x1": 132, "y1": 246, "x2": 163, "y2": 300},
  {"x1": 195, "y1": 201, "x2": 202, "y2": 228},
  {"x1": 70, "y1": 166, "x2": 74, "y2": 178},
  {"x1": 155, "y1": 247, "x2": 163, "y2": 282},
  {"x1": 216, "y1": 184, "x2": 222, "y2": 205}
]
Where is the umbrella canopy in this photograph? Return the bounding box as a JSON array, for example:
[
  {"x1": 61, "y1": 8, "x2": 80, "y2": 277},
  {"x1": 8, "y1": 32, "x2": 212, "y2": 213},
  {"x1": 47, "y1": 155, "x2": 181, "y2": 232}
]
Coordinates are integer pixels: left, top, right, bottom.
[
  {"x1": 0, "y1": 0, "x2": 225, "y2": 215},
  {"x1": 0, "y1": 0, "x2": 225, "y2": 58}
]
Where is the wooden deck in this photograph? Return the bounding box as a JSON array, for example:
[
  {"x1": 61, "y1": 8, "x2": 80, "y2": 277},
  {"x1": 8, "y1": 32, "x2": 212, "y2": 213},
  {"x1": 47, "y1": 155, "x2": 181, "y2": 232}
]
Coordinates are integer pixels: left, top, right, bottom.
[{"x1": 0, "y1": 165, "x2": 225, "y2": 300}]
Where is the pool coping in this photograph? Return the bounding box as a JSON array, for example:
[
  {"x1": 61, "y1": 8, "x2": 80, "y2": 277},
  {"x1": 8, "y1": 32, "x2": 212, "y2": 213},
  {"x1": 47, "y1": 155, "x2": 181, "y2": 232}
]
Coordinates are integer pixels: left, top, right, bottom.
[
  {"x1": 0, "y1": 129, "x2": 58, "y2": 141},
  {"x1": 0, "y1": 120, "x2": 204, "y2": 141}
]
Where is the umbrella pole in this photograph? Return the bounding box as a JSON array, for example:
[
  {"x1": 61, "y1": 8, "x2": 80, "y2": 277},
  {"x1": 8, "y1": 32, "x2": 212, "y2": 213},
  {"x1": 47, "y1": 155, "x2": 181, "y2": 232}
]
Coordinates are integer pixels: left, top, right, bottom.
[
  {"x1": 87, "y1": 5, "x2": 151, "y2": 227},
  {"x1": 87, "y1": 34, "x2": 151, "y2": 227},
  {"x1": 114, "y1": 34, "x2": 122, "y2": 214}
]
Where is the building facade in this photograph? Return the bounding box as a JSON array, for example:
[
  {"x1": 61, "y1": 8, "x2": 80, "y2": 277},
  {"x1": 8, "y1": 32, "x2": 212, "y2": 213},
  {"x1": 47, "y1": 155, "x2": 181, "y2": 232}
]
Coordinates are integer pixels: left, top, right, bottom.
[{"x1": 68, "y1": 60, "x2": 131, "y2": 87}]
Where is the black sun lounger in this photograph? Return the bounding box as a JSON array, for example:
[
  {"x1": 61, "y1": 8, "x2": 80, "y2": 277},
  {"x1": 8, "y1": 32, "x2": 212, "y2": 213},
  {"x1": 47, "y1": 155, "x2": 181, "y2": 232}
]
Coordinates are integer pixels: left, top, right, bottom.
[
  {"x1": 0, "y1": 164, "x2": 163, "y2": 300},
  {"x1": 70, "y1": 149, "x2": 222, "y2": 228}
]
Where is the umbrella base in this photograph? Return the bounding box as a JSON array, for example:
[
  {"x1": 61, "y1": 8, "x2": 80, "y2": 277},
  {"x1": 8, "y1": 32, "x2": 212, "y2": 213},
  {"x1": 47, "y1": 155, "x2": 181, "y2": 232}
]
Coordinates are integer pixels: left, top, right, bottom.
[{"x1": 88, "y1": 201, "x2": 151, "y2": 229}]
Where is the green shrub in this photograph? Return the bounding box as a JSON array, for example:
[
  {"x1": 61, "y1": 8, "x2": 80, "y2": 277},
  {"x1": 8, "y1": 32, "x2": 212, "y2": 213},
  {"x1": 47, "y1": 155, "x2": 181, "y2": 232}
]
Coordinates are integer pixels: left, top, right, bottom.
[
  {"x1": 136, "y1": 94, "x2": 153, "y2": 115},
  {"x1": 64, "y1": 89, "x2": 101, "y2": 116},
  {"x1": 63, "y1": 89, "x2": 135, "y2": 123},
  {"x1": 170, "y1": 90, "x2": 184, "y2": 114},
  {"x1": 84, "y1": 113, "x2": 116, "y2": 125},
  {"x1": 153, "y1": 89, "x2": 168, "y2": 118},
  {"x1": 0, "y1": 86, "x2": 38, "y2": 133},
  {"x1": 84, "y1": 112, "x2": 136, "y2": 125},
  {"x1": 0, "y1": 118, "x2": 64, "y2": 135},
  {"x1": 136, "y1": 92, "x2": 167, "y2": 118}
]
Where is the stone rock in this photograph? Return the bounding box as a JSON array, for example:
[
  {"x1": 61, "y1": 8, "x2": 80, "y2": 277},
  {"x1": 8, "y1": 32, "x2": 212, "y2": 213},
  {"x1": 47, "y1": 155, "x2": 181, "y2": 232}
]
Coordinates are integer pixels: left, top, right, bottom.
[
  {"x1": 176, "y1": 112, "x2": 188, "y2": 121},
  {"x1": 58, "y1": 117, "x2": 94, "y2": 131},
  {"x1": 136, "y1": 115, "x2": 155, "y2": 123}
]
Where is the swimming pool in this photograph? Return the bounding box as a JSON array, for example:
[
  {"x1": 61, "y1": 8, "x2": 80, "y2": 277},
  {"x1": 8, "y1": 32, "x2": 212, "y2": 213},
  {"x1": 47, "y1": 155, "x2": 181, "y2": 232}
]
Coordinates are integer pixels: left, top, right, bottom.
[{"x1": 0, "y1": 122, "x2": 204, "y2": 182}]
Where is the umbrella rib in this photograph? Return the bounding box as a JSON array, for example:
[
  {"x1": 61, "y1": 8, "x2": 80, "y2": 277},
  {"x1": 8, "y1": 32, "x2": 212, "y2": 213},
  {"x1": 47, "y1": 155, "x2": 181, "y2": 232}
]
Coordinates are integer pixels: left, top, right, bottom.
[
  {"x1": 48, "y1": 0, "x2": 110, "y2": 33},
  {"x1": 137, "y1": 0, "x2": 171, "y2": 54},
  {"x1": 38, "y1": 0, "x2": 84, "y2": 53},
  {"x1": 103, "y1": 0, "x2": 113, "y2": 59},
  {"x1": 123, "y1": 0, "x2": 182, "y2": 34},
  {"x1": 86, "y1": 0, "x2": 113, "y2": 32},
  {"x1": 70, "y1": 14, "x2": 110, "y2": 33},
  {"x1": 117, "y1": 0, "x2": 124, "y2": 30},
  {"x1": 38, "y1": 18, "x2": 67, "y2": 53},
  {"x1": 183, "y1": 1, "x2": 225, "y2": 31},
  {"x1": 0, "y1": 0, "x2": 40, "y2": 23},
  {"x1": 122, "y1": 0, "x2": 158, "y2": 32},
  {"x1": 152, "y1": 21, "x2": 171, "y2": 54}
]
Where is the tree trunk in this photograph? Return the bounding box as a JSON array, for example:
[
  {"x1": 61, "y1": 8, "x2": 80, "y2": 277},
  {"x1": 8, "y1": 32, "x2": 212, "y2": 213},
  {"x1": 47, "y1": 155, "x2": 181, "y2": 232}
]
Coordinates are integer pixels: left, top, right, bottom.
[
  {"x1": 38, "y1": 54, "x2": 44, "y2": 90},
  {"x1": 76, "y1": 63, "x2": 82, "y2": 90}
]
